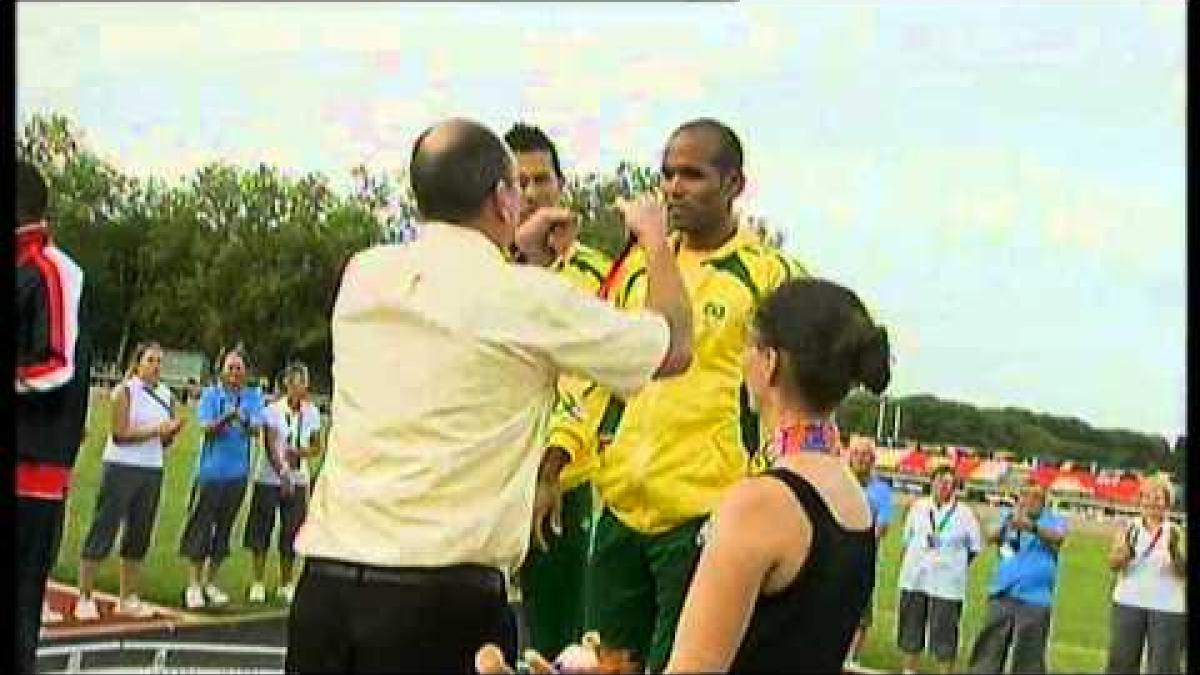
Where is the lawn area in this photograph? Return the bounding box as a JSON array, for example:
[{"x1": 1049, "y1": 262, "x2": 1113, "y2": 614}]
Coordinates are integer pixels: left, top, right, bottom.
[
  {"x1": 52, "y1": 393, "x2": 324, "y2": 616},
  {"x1": 54, "y1": 395, "x2": 1142, "y2": 671},
  {"x1": 855, "y1": 497, "x2": 1117, "y2": 672}
]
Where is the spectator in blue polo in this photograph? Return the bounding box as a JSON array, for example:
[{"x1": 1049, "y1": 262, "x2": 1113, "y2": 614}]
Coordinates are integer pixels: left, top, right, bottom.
[
  {"x1": 843, "y1": 435, "x2": 894, "y2": 669},
  {"x1": 968, "y1": 482, "x2": 1068, "y2": 674},
  {"x1": 178, "y1": 347, "x2": 265, "y2": 610}
]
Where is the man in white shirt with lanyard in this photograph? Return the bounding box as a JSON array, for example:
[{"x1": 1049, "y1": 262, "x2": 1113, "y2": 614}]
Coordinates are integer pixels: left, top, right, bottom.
[{"x1": 896, "y1": 464, "x2": 983, "y2": 675}]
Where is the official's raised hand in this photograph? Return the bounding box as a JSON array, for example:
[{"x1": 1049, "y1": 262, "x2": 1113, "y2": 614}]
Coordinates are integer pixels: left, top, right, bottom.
[{"x1": 516, "y1": 207, "x2": 576, "y2": 265}]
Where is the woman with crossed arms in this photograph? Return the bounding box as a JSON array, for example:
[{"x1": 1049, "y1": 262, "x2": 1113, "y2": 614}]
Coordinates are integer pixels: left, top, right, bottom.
[
  {"x1": 1106, "y1": 477, "x2": 1186, "y2": 674},
  {"x1": 74, "y1": 342, "x2": 184, "y2": 620}
]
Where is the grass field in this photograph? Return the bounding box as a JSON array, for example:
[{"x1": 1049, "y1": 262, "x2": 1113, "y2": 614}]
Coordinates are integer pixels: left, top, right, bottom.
[
  {"x1": 53, "y1": 395, "x2": 1144, "y2": 672},
  {"x1": 858, "y1": 504, "x2": 1116, "y2": 672},
  {"x1": 51, "y1": 394, "x2": 322, "y2": 618}
]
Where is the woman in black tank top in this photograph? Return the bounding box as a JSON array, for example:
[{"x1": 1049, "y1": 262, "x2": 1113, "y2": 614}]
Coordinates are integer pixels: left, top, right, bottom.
[
  {"x1": 664, "y1": 279, "x2": 893, "y2": 674},
  {"x1": 473, "y1": 280, "x2": 892, "y2": 674}
]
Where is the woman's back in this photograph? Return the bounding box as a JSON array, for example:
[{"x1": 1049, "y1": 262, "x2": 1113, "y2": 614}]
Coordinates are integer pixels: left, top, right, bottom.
[{"x1": 730, "y1": 465, "x2": 877, "y2": 674}]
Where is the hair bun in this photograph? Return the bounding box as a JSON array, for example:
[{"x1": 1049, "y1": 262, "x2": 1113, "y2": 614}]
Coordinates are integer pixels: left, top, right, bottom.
[{"x1": 856, "y1": 325, "x2": 891, "y2": 395}]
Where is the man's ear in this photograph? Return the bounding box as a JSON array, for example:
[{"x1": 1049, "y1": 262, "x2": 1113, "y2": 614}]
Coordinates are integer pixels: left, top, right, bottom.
[
  {"x1": 491, "y1": 180, "x2": 520, "y2": 223},
  {"x1": 489, "y1": 182, "x2": 507, "y2": 219},
  {"x1": 722, "y1": 169, "x2": 746, "y2": 202},
  {"x1": 764, "y1": 346, "x2": 781, "y2": 387}
]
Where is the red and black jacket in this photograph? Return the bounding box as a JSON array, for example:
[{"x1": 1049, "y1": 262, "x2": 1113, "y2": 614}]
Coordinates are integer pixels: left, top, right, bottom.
[{"x1": 15, "y1": 223, "x2": 91, "y2": 500}]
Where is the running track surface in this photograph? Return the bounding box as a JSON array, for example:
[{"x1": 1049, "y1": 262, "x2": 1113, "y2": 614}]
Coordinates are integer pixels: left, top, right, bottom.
[
  {"x1": 41, "y1": 579, "x2": 288, "y2": 641},
  {"x1": 39, "y1": 581, "x2": 288, "y2": 672},
  {"x1": 39, "y1": 581, "x2": 881, "y2": 673}
]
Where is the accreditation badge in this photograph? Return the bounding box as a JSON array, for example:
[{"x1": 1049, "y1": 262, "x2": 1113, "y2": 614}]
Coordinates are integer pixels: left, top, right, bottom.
[{"x1": 999, "y1": 543, "x2": 1016, "y2": 559}]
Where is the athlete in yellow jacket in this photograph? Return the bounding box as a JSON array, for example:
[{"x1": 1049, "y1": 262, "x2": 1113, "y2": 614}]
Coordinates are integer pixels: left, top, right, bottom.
[
  {"x1": 544, "y1": 119, "x2": 807, "y2": 672},
  {"x1": 506, "y1": 123, "x2": 614, "y2": 659}
]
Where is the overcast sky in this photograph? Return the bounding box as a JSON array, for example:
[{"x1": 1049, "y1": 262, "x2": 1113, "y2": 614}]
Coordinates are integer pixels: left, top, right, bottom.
[{"x1": 17, "y1": 1, "x2": 1186, "y2": 439}]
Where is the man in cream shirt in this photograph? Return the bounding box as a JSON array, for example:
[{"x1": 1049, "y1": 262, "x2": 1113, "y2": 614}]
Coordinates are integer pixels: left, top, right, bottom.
[{"x1": 287, "y1": 118, "x2": 693, "y2": 674}]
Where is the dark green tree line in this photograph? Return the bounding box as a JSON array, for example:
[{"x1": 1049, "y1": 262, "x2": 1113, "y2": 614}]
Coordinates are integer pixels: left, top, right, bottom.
[
  {"x1": 28, "y1": 112, "x2": 1170, "y2": 471},
  {"x1": 16, "y1": 113, "x2": 694, "y2": 388},
  {"x1": 836, "y1": 392, "x2": 1177, "y2": 472}
]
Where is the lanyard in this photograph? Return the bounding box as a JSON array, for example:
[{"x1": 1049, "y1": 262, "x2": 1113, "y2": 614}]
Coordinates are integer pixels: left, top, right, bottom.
[
  {"x1": 598, "y1": 239, "x2": 636, "y2": 300},
  {"x1": 597, "y1": 236, "x2": 686, "y2": 301},
  {"x1": 284, "y1": 404, "x2": 304, "y2": 449},
  {"x1": 223, "y1": 387, "x2": 243, "y2": 416},
  {"x1": 929, "y1": 502, "x2": 957, "y2": 536},
  {"x1": 1134, "y1": 523, "x2": 1165, "y2": 560},
  {"x1": 1003, "y1": 512, "x2": 1037, "y2": 553},
  {"x1": 139, "y1": 381, "x2": 172, "y2": 415}
]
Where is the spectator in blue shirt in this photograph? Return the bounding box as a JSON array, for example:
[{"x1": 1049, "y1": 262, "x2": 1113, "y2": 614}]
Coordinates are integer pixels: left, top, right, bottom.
[
  {"x1": 178, "y1": 348, "x2": 265, "y2": 609},
  {"x1": 843, "y1": 435, "x2": 894, "y2": 669},
  {"x1": 968, "y1": 483, "x2": 1068, "y2": 674}
]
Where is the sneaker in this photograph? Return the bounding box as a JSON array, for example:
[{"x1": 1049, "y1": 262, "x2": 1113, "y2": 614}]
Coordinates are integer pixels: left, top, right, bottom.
[
  {"x1": 42, "y1": 602, "x2": 64, "y2": 624},
  {"x1": 116, "y1": 595, "x2": 155, "y2": 618},
  {"x1": 204, "y1": 583, "x2": 230, "y2": 607},
  {"x1": 73, "y1": 597, "x2": 100, "y2": 621},
  {"x1": 184, "y1": 585, "x2": 206, "y2": 610},
  {"x1": 276, "y1": 584, "x2": 295, "y2": 604},
  {"x1": 248, "y1": 582, "x2": 267, "y2": 604}
]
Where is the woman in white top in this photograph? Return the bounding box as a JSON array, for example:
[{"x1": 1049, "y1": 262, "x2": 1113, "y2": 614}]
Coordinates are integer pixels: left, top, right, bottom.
[
  {"x1": 243, "y1": 363, "x2": 323, "y2": 604},
  {"x1": 74, "y1": 342, "x2": 184, "y2": 620},
  {"x1": 1106, "y1": 477, "x2": 1186, "y2": 674}
]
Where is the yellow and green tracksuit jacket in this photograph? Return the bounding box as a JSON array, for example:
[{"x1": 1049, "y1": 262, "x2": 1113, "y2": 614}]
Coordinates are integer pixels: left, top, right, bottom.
[
  {"x1": 546, "y1": 228, "x2": 808, "y2": 534},
  {"x1": 548, "y1": 241, "x2": 613, "y2": 492}
]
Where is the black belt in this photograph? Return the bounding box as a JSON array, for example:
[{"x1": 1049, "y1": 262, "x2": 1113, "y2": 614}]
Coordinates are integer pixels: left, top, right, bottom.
[{"x1": 306, "y1": 558, "x2": 504, "y2": 594}]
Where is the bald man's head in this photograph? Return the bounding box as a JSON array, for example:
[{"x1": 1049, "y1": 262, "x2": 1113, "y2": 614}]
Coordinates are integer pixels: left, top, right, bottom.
[
  {"x1": 845, "y1": 435, "x2": 877, "y2": 482},
  {"x1": 410, "y1": 118, "x2": 516, "y2": 224}
]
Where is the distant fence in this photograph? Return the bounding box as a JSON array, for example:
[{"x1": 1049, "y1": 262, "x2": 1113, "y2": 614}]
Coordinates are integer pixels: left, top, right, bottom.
[{"x1": 879, "y1": 470, "x2": 1185, "y2": 527}]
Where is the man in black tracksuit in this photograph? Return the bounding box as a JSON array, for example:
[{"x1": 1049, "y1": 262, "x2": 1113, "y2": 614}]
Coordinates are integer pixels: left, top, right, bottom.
[{"x1": 15, "y1": 160, "x2": 91, "y2": 673}]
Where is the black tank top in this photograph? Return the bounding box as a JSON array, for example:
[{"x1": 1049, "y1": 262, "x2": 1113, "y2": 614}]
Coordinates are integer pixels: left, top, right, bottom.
[{"x1": 728, "y1": 468, "x2": 877, "y2": 674}]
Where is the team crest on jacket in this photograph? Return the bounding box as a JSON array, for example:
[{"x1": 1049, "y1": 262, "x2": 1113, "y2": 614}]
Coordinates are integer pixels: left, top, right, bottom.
[
  {"x1": 701, "y1": 301, "x2": 728, "y2": 332},
  {"x1": 703, "y1": 301, "x2": 726, "y2": 320}
]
